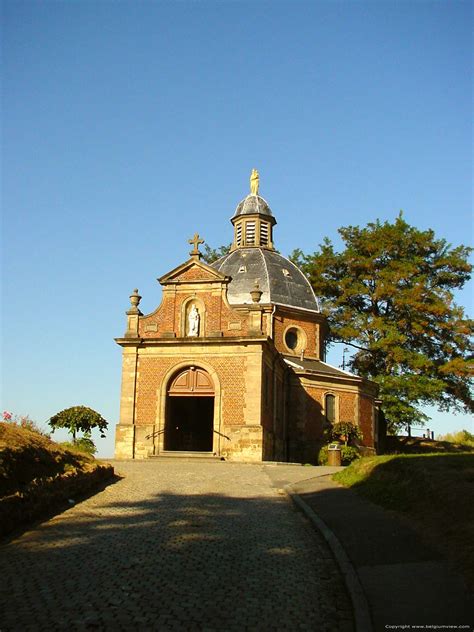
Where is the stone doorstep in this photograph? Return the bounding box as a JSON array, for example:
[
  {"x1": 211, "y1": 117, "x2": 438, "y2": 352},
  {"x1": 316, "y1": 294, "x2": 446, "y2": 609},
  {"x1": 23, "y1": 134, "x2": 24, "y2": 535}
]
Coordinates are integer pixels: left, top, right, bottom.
[{"x1": 149, "y1": 451, "x2": 224, "y2": 461}]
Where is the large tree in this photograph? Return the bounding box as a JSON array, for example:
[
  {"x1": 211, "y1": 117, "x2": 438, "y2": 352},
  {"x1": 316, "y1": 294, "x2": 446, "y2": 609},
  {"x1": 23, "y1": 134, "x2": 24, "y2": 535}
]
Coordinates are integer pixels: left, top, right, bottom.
[{"x1": 291, "y1": 213, "x2": 473, "y2": 432}]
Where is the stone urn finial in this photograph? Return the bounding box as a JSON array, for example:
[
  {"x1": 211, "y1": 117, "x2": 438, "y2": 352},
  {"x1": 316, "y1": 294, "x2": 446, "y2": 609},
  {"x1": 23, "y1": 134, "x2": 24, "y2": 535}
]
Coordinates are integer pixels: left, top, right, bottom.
[
  {"x1": 250, "y1": 279, "x2": 263, "y2": 303},
  {"x1": 128, "y1": 288, "x2": 142, "y2": 314}
]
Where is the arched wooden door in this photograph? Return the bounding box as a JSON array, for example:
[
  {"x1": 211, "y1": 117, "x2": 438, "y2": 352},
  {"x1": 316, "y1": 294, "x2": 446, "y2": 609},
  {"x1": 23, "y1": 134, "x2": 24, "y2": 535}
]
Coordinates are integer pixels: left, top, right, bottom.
[{"x1": 165, "y1": 367, "x2": 215, "y2": 452}]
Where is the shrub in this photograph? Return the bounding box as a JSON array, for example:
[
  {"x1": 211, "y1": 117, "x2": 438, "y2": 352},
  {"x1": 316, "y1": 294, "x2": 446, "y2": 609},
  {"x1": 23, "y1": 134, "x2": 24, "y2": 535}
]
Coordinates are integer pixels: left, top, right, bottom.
[
  {"x1": 2, "y1": 411, "x2": 50, "y2": 438},
  {"x1": 325, "y1": 421, "x2": 363, "y2": 446},
  {"x1": 436, "y1": 429, "x2": 474, "y2": 447},
  {"x1": 60, "y1": 436, "x2": 97, "y2": 455},
  {"x1": 318, "y1": 444, "x2": 361, "y2": 466}
]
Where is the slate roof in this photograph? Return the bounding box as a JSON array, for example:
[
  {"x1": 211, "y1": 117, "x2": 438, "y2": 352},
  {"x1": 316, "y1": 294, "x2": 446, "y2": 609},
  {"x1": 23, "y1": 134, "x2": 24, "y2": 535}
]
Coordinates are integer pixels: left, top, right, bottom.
[
  {"x1": 212, "y1": 248, "x2": 320, "y2": 312},
  {"x1": 233, "y1": 194, "x2": 275, "y2": 221},
  {"x1": 283, "y1": 356, "x2": 358, "y2": 378}
]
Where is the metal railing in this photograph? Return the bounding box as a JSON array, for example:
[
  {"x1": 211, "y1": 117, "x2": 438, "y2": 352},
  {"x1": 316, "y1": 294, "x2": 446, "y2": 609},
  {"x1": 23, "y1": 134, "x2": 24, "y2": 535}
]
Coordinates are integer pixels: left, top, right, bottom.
[
  {"x1": 145, "y1": 428, "x2": 165, "y2": 441},
  {"x1": 213, "y1": 429, "x2": 230, "y2": 441}
]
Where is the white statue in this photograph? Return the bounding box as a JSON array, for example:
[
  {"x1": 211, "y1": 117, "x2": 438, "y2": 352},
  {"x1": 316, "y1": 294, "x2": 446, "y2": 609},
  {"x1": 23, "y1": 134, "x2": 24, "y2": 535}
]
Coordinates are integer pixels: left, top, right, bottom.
[{"x1": 188, "y1": 305, "x2": 200, "y2": 337}]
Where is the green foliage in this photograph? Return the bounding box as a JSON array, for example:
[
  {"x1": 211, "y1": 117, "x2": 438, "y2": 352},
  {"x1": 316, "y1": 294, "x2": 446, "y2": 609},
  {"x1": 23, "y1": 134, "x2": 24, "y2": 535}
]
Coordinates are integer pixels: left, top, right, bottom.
[
  {"x1": 318, "y1": 444, "x2": 361, "y2": 466},
  {"x1": 201, "y1": 243, "x2": 232, "y2": 264},
  {"x1": 327, "y1": 421, "x2": 363, "y2": 446},
  {"x1": 49, "y1": 406, "x2": 108, "y2": 441},
  {"x1": 292, "y1": 214, "x2": 473, "y2": 432},
  {"x1": 436, "y1": 429, "x2": 474, "y2": 447},
  {"x1": 60, "y1": 435, "x2": 97, "y2": 455}
]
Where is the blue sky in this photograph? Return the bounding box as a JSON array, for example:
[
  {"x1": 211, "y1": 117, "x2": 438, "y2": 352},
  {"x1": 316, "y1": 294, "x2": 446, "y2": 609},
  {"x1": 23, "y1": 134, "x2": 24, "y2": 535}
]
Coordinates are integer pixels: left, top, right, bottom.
[{"x1": 2, "y1": 0, "x2": 472, "y2": 457}]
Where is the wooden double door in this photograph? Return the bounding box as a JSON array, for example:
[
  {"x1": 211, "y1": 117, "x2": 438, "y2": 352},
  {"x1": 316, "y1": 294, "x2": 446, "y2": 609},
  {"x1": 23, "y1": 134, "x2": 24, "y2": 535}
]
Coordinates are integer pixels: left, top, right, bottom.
[{"x1": 165, "y1": 367, "x2": 215, "y2": 452}]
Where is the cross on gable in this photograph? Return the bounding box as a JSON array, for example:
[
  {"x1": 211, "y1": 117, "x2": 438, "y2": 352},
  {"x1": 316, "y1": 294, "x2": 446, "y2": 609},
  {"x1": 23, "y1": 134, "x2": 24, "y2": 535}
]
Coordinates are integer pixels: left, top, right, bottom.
[{"x1": 188, "y1": 232, "x2": 204, "y2": 259}]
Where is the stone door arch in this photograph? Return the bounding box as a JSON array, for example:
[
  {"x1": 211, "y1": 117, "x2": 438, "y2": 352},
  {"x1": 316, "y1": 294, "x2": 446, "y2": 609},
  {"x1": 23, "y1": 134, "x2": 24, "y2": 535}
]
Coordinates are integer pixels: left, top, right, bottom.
[{"x1": 164, "y1": 367, "x2": 216, "y2": 452}]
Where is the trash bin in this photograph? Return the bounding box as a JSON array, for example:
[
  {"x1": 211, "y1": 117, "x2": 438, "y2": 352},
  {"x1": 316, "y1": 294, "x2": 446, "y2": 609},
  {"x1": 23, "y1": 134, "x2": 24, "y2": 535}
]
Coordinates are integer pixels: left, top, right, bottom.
[{"x1": 327, "y1": 443, "x2": 342, "y2": 466}]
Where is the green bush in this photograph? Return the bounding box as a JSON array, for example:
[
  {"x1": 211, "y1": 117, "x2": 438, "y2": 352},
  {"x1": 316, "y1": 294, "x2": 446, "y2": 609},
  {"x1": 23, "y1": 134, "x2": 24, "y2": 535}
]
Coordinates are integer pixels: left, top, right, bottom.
[
  {"x1": 318, "y1": 444, "x2": 361, "y2": 466},
  {"x1": 325, "y1": 421, "x2": 363, "y2": 446},
  {"x1": 436, "y1": 429, "x2": 474, "y2": 447},
  {"x1": 60, "y1": 436, "x2": 97, "y2": 455}
]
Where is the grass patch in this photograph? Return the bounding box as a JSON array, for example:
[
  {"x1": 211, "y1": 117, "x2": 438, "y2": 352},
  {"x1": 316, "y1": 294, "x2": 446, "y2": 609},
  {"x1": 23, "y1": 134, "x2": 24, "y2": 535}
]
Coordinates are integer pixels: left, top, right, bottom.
[
  {"x1": 385, "y1": 435, "x2": 474, "y2": 455},
  {"x1": 334, "y1": 452, "x2": 474, "y2": 590},
  {"x1": 0, "y1": 422, "x2": 114, "y2": 536}
]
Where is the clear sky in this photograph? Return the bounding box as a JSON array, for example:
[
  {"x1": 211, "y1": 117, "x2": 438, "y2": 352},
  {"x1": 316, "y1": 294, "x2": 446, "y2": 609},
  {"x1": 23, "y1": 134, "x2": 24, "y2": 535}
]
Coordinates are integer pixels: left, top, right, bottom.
[{"x1": 2, "y1": 0, "x2": 472, "y2": 457}]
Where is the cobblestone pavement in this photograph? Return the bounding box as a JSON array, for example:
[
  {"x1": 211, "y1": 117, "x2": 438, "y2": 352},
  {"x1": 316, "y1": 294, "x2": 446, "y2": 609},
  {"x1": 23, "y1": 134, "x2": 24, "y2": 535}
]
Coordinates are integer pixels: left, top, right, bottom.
[{"x1": 0, "y1": 461, "x2": 353, "y2": 631}]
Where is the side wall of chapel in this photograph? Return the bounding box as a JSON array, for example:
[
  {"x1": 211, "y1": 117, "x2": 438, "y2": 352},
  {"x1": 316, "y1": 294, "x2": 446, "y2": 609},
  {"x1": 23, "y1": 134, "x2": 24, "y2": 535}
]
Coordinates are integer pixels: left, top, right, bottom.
[{"x1": 286, "y1": 376, "x2": 376, "y2": 463}]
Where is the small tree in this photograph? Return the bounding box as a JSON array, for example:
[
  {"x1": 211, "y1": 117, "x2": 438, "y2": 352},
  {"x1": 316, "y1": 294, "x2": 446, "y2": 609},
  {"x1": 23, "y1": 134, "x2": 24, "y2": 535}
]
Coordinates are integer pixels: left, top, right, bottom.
[
  {"x1": 328, "y1": 421, "x2": 363, "y2": 446},
  {"x1": 48, "y1": 406, "x2": 108, "y2": 442}
]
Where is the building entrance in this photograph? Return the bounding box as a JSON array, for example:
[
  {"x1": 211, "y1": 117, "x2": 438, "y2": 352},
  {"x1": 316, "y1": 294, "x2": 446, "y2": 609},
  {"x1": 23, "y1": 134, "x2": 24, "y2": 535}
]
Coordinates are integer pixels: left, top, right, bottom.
[
  {"x1": 164, "y1": 367, "x2": 215, "y2": 452},
  {"x1": 165, "y1": 397, "x2": 214, "y2": 451}
]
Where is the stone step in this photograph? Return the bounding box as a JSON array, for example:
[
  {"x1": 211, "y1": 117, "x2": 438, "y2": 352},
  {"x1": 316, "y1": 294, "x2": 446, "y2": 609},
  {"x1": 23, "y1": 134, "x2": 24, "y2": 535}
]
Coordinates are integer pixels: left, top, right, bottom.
[{"x1": 149, "y1": 451, "x2": 224, "y2": 461}]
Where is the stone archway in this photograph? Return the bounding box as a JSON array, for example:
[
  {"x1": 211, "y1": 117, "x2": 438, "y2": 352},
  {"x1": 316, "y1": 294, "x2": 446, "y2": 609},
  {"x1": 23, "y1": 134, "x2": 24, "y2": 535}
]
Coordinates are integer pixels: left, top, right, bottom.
[{"x1": 164, "y1": 367, "x2": 215, "y2": 452}]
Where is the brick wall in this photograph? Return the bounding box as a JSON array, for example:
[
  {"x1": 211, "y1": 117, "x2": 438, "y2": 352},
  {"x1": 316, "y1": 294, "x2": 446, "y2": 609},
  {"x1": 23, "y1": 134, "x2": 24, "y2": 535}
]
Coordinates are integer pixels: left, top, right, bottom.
[
  {"x1": 339, "y1": 392, "x2": 357, "y2": 424},
  {"x1": 138, "y1": 290, "x2": 253, "y2": 339},
  {"x1": 289, "y1": 383, "x2": 325, "y2": 441},
  {"x1": 135, "y1": 354, "x2": 246, "y2": 428},
  {"x1": 359, "y1": 395, "x2": 374, "y2": 446},
  {"x1": 273, "y1": 312, "x2": 320, "y2": 358}
]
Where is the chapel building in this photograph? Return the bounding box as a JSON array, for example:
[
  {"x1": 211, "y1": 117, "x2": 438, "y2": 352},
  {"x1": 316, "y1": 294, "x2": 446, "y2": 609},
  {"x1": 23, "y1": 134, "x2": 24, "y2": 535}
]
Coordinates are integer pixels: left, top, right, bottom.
[{"x1": 115, "y1": 172, "x2": 380, "y2": 462}]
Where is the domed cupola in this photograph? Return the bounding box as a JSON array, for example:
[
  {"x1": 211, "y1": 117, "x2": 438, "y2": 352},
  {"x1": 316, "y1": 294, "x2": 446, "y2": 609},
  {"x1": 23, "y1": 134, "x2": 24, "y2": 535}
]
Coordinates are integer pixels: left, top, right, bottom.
[
  {"x1": 231, "y1": 169, "x2": 276, "y2": 250},
  {"x1": 213, "y1": 170, "x2": 320, "y2": 313}
]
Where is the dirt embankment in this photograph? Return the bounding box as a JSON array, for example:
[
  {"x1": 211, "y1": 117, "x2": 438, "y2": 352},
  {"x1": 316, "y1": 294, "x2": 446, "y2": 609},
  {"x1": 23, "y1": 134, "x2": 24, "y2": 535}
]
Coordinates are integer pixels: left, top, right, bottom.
[{"x1": 0, "y1": 422, "x2": 114, "y2": 537}]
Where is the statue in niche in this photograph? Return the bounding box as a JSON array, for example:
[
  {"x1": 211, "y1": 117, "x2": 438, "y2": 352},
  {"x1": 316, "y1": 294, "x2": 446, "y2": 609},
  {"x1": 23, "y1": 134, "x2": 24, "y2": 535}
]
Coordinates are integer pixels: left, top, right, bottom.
[
  {"x1": 187, "y1": 305, "x2": 200, "y2": 337},
  {"x1": 250, "y1": 168, "x2": 259, "y2": 195}
]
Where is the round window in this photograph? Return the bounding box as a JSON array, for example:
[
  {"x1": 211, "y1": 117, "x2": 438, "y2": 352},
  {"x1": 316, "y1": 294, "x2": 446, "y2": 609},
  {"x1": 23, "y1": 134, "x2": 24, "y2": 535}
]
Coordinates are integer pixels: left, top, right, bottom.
[
  {"x1": 284, "y1": 326, "x2": 307, "y2": 353},
  {"x1": 285, "y1": 328, "x2": 299, "y2": 350}
]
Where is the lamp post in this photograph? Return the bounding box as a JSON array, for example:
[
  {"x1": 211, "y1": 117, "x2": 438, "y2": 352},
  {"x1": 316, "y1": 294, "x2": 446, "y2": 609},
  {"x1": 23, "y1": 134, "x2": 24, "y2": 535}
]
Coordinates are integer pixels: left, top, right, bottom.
[{"x1": 341, "y1": 347, "x2": 349, "y2": 371}]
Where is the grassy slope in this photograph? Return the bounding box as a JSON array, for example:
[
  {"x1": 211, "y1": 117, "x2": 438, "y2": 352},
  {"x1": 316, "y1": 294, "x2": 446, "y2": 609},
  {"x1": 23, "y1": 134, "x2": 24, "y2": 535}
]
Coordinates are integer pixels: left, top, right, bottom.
[
  {"x1": 385, "y1": 434, "x2": 474, "y2": 454},
  {"x1": 334, "y1": 451, "x2": 474, "y2": 589},
  {"x1": 0, "y1": 422, "x2": 113, "y2": 536}
]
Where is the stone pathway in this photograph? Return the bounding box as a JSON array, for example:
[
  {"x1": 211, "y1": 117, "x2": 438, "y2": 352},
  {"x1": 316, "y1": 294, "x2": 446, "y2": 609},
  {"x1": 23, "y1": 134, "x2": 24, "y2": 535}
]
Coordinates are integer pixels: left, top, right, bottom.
[{"x1": 0, "y1": 461, "x2": 353, "y2": 631}]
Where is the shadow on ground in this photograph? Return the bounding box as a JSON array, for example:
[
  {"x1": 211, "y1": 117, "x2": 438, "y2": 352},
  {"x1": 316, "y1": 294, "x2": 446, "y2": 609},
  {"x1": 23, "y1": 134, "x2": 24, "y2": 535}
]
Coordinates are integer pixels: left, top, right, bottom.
[{"x1": 0, "y1": 483, "x2": 353, "y2": 631}]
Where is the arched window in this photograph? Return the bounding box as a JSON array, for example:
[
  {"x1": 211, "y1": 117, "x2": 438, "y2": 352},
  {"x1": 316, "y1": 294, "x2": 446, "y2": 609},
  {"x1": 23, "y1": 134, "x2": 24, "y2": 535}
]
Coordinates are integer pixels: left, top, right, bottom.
[{"x1": 325, "y1": 394, "x2": 336, "y2": 424}]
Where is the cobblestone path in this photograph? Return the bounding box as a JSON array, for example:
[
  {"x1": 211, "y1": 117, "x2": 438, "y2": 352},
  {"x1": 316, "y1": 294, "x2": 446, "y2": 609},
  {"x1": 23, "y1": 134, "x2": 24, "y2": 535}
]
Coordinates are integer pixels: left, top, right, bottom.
[{"x1": 0, "y1": 461, "x2": 353, "y2": 631}]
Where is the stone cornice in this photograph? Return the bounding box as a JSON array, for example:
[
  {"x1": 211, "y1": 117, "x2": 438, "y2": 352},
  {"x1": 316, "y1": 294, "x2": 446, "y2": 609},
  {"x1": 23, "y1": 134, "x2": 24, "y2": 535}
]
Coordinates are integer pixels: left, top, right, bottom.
[
  {"x1": 158, "y1": 258, "x2": 230, "y2": 285},
  {"x1": 115, "y1": 335, "x2": 269, "y2": 348}
]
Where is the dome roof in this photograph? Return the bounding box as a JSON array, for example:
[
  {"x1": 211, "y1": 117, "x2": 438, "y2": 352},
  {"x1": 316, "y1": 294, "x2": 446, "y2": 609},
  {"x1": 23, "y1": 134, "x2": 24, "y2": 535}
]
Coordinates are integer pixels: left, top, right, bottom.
[
  {"x1": 233, "y1": 194, "x2": 275, "y2": 223},
  {"x1": 212, "y1": 248, "x2": 319, "y2": 312}
]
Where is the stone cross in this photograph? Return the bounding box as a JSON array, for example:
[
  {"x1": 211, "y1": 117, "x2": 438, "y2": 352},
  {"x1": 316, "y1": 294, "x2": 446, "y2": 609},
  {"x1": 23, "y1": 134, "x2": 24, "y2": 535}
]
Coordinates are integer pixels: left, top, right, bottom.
[{"x1": 189, "y1": 233, "x2": 204, "y2": 259}]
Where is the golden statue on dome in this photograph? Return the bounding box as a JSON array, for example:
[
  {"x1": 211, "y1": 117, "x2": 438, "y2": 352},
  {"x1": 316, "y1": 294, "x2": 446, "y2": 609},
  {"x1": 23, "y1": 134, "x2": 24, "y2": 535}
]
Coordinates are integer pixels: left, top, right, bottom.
[{"x1": 250, "y1": 168, "x2": 259, "y2": 195}]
